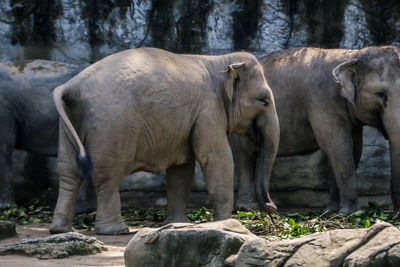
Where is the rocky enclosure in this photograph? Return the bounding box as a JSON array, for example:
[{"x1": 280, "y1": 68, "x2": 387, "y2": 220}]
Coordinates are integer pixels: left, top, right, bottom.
[
  {"x1": 1, "y1": 0, "x2": 399, "y2": 209},
  {"x1": 124, "y1": 220, "x2": 400, "y2": 267},
  {"x1": 1, "y1": 0, "x2": 399, "y2": 62}
]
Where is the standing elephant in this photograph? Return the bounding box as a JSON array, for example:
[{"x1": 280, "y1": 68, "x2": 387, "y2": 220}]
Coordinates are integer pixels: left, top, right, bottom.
[
  {"x1": 233, "y1": 46, "x2": 400, "y2": 214},
  {"x1": 0, "y1": 60, "x2": 84, "y2": 209},
  {"x1": 49, "y1": 47, "x2": 280, "y2": 235}
]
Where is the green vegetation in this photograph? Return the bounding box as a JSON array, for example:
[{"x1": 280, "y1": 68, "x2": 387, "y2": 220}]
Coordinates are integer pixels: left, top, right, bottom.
[
  {"x1": 1, "y1": 201, "x2": 398, "y2": 240},
  {"x1": 233, "y1": 202, "x2": 400, "y2": 240},
  {"x1": 0, "y1": 200, "x2": 52, "y2": 225}
]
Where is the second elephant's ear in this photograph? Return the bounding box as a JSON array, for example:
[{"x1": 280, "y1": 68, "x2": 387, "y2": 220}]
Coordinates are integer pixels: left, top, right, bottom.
[{"x1": 332, "y1": 59, "x2": 359, "y2": 105}]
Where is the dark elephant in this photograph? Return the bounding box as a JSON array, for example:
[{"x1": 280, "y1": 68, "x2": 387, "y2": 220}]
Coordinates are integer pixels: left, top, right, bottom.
[
  {"x1": 0, "y1": 60, "x2": 87, "y2": 209},
  {"x1": 49, "y1": 47, "x2": 280, "y2": 235},
  {"x1": 233, "y1": 46, "x2": 400, "y2": 214}
]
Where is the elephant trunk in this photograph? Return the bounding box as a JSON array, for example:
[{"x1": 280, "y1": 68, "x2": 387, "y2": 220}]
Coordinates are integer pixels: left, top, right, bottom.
[
  {"x1": 254, "y1": 104, "x2": 280, "y2": 214},
  {"x1": 383, "y1": 110, "x2": 400, "y2": 211},
  {"x1": 389, "y1": 138, "x2": 400, "y2": 211}
]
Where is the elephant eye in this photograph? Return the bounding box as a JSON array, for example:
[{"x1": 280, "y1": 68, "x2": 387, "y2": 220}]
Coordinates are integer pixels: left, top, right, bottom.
[{"x1": 375, "y1": 91, "x2": 388, "y2": 106}]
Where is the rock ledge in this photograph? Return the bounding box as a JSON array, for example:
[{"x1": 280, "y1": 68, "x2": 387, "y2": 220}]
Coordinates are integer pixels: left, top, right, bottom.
[{"x1": 0, "y1": 232, "x2": 106, "y2": 259}]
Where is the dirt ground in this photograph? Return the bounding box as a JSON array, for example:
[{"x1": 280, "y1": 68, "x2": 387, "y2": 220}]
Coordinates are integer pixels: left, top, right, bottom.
[{"x1": 0, "y1": 223, "x2": 140, "y2": 267}]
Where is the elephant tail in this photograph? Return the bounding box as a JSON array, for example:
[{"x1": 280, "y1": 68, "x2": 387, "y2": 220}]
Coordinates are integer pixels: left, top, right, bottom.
[{"x1": 53, "y1": 85, "x2": 93, "y2": 180}]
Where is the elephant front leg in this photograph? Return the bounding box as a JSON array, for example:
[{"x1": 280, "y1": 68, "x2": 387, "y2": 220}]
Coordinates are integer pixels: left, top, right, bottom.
[
  {"x1": 326, "y1": 126, "x2": 363, "y2": 214},
  {"x1": 229, "y1": 134, "x2": 258, "y2": 210},
  {"x1": 312, "y1": 118, "x2": 360, "y2": 214},
  {"x1": 195, "y1": 139, "x2": 234, "y2": 221},
  {"x1": 164, "y1": 162, "x2": 195, "y2": 224}
]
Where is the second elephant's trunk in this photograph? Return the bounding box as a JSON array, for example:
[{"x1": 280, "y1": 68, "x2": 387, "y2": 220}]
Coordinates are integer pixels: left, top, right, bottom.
[
  {"x1": 389, "y1": 139, "x2": 400, "y2": 211},
  {"x1": 383, "y1": 109, "x2": 400, "y2": 211}
]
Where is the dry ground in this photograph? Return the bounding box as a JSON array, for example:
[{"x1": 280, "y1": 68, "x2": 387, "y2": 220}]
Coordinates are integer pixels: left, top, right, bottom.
[{"x1": 0, "y1": 223, "x2": 140, "y2": 267}]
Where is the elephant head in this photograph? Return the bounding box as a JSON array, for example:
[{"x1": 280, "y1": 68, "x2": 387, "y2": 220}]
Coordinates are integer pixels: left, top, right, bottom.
[
  {"x1": 222, "y1": 59, "x2": 280, "y2": 214},
  {"x1": 333, "y1": 46, "x2": 400, "y2": 211}
]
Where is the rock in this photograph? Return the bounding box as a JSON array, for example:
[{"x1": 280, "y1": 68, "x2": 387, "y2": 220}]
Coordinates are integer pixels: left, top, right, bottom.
[
  {"x1": 0, "y1": 232, "x2": 106, "y2": 259},
  {"x1": 235, "y1": 222, "x2": 400, "y2": 267},
  {"x1": 124, "y1": 219, "x2": 257, "y2": 267},
  {"x1": 0, "y1": 221, "x2": 16, "y2": 240}
]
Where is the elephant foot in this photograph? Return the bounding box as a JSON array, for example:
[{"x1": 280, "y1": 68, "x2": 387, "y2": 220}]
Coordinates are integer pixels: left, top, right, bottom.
[
  {"x1": 49, "y1": 215, "x2": 73, "y2": 234},
  {"x1": 162, "y1": 215, "x2": 191, "y2": 225},
  {"x1": 95, "y1": 221, "x2": 129, "y2": 235},
  {"x1": 325, "y1": 203, "x2": 340, "y2": 215},
  {"x1": 213, "y1": 213, "x2": 233, "y2": 221},
  {"x1": 236, "y1": 200, "x2": 260, "y2": 211},
  {"x1": 338, "y1": 206, "x2": 360, "y2": 215}
]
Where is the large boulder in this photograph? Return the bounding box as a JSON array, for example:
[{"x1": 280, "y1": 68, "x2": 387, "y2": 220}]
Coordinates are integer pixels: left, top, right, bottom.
[
  {"x1": 0, "y1": 221, "x2": 16, "y2": 240},
  {"x1": 124, "y1": 219, "x2": 257, "y2": 267},
  {"x1": 0, "y1": 232, "x2": 105, "y2": 259},
  {"x1": 125, "y1": 220, "x2": 400, "y2": 266},
  {"x1": 236, "y1": 222, "x2": 400, "y2": 267}
]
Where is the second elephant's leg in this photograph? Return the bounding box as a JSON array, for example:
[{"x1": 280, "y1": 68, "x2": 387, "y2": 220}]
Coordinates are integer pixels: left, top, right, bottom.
[
  {"x1": 0, "y1": 144, "x2": 16, "y2": 209},
  {"x1": 164, "y1": 161, "x2": 195, "y2": 223},
  {"x1": 75, "y1": 175, "x2": 97, "y2": 214},
  {"x1": 311, "y1": 116, "x2": 360, "y2": 214},
  {"x1": 0, "y1": 114, "x2": 17, "y2": 209},
  {"x1": 327, "y1": 126, "x2": 363, "y2": 213},
  {"x1": 229, "y1": 134, "x2": 258, "y2": 210}
]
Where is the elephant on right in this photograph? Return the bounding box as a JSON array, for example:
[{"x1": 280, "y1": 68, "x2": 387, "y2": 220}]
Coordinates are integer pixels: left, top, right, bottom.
[{"x1": 232, "y1": 46, "x2": 400, "y2": 214}]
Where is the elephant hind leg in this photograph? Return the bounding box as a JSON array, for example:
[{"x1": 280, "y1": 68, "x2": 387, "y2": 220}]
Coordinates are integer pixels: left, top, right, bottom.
[
  {"x1": 92, "y1": 166, "x2": 128, "y2": 235},
  {"x1": 163, "y1": 161, "x2": 195, "y2": 224},
  {"x1": 75, "y1": 175, "x2": 97, "y2": 214},
  {"x1": 50, "y1": 171, "x2": 82, "y2": 234}
]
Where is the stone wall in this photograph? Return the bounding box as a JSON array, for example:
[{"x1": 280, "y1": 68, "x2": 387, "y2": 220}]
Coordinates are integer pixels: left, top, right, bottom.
[
  {"x1": 11, "y1": 126, "x2": 391, "y2": 210},
  {"x1": 2, "y1": 0, "x2": 399, "y2": 209}
]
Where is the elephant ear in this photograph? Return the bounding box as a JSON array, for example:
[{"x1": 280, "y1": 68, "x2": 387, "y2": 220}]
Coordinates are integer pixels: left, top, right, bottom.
[
  {"x1": 332, "y1": 59, "x2": 359, "y2": 105},
  {"x1": 224, "y1": 62, "x2": 246, "y2": 102}
]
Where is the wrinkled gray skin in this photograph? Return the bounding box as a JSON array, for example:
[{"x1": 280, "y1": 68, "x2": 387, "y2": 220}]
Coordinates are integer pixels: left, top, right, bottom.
[
  {"x1": 233, "y1": 46, "x2": 400, "y2": 214},
  {"x1": 50, "y1": 47, "x2": 279, "y2": 235},
  {"x1": 0, "y1": 60, "x2": 86, "y2": 209}
]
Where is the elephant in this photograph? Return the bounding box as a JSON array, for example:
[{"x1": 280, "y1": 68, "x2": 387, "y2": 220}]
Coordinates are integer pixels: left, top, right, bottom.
[
  {"x1": 232, "y1": 46, "x2": 400, "y2": 214},
  {"x1": 0, "y1": 60, "x2": 85, "y2": 209},
  {"x1": 49, "y1": 47, "x2": 280, "y2": 235}
]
